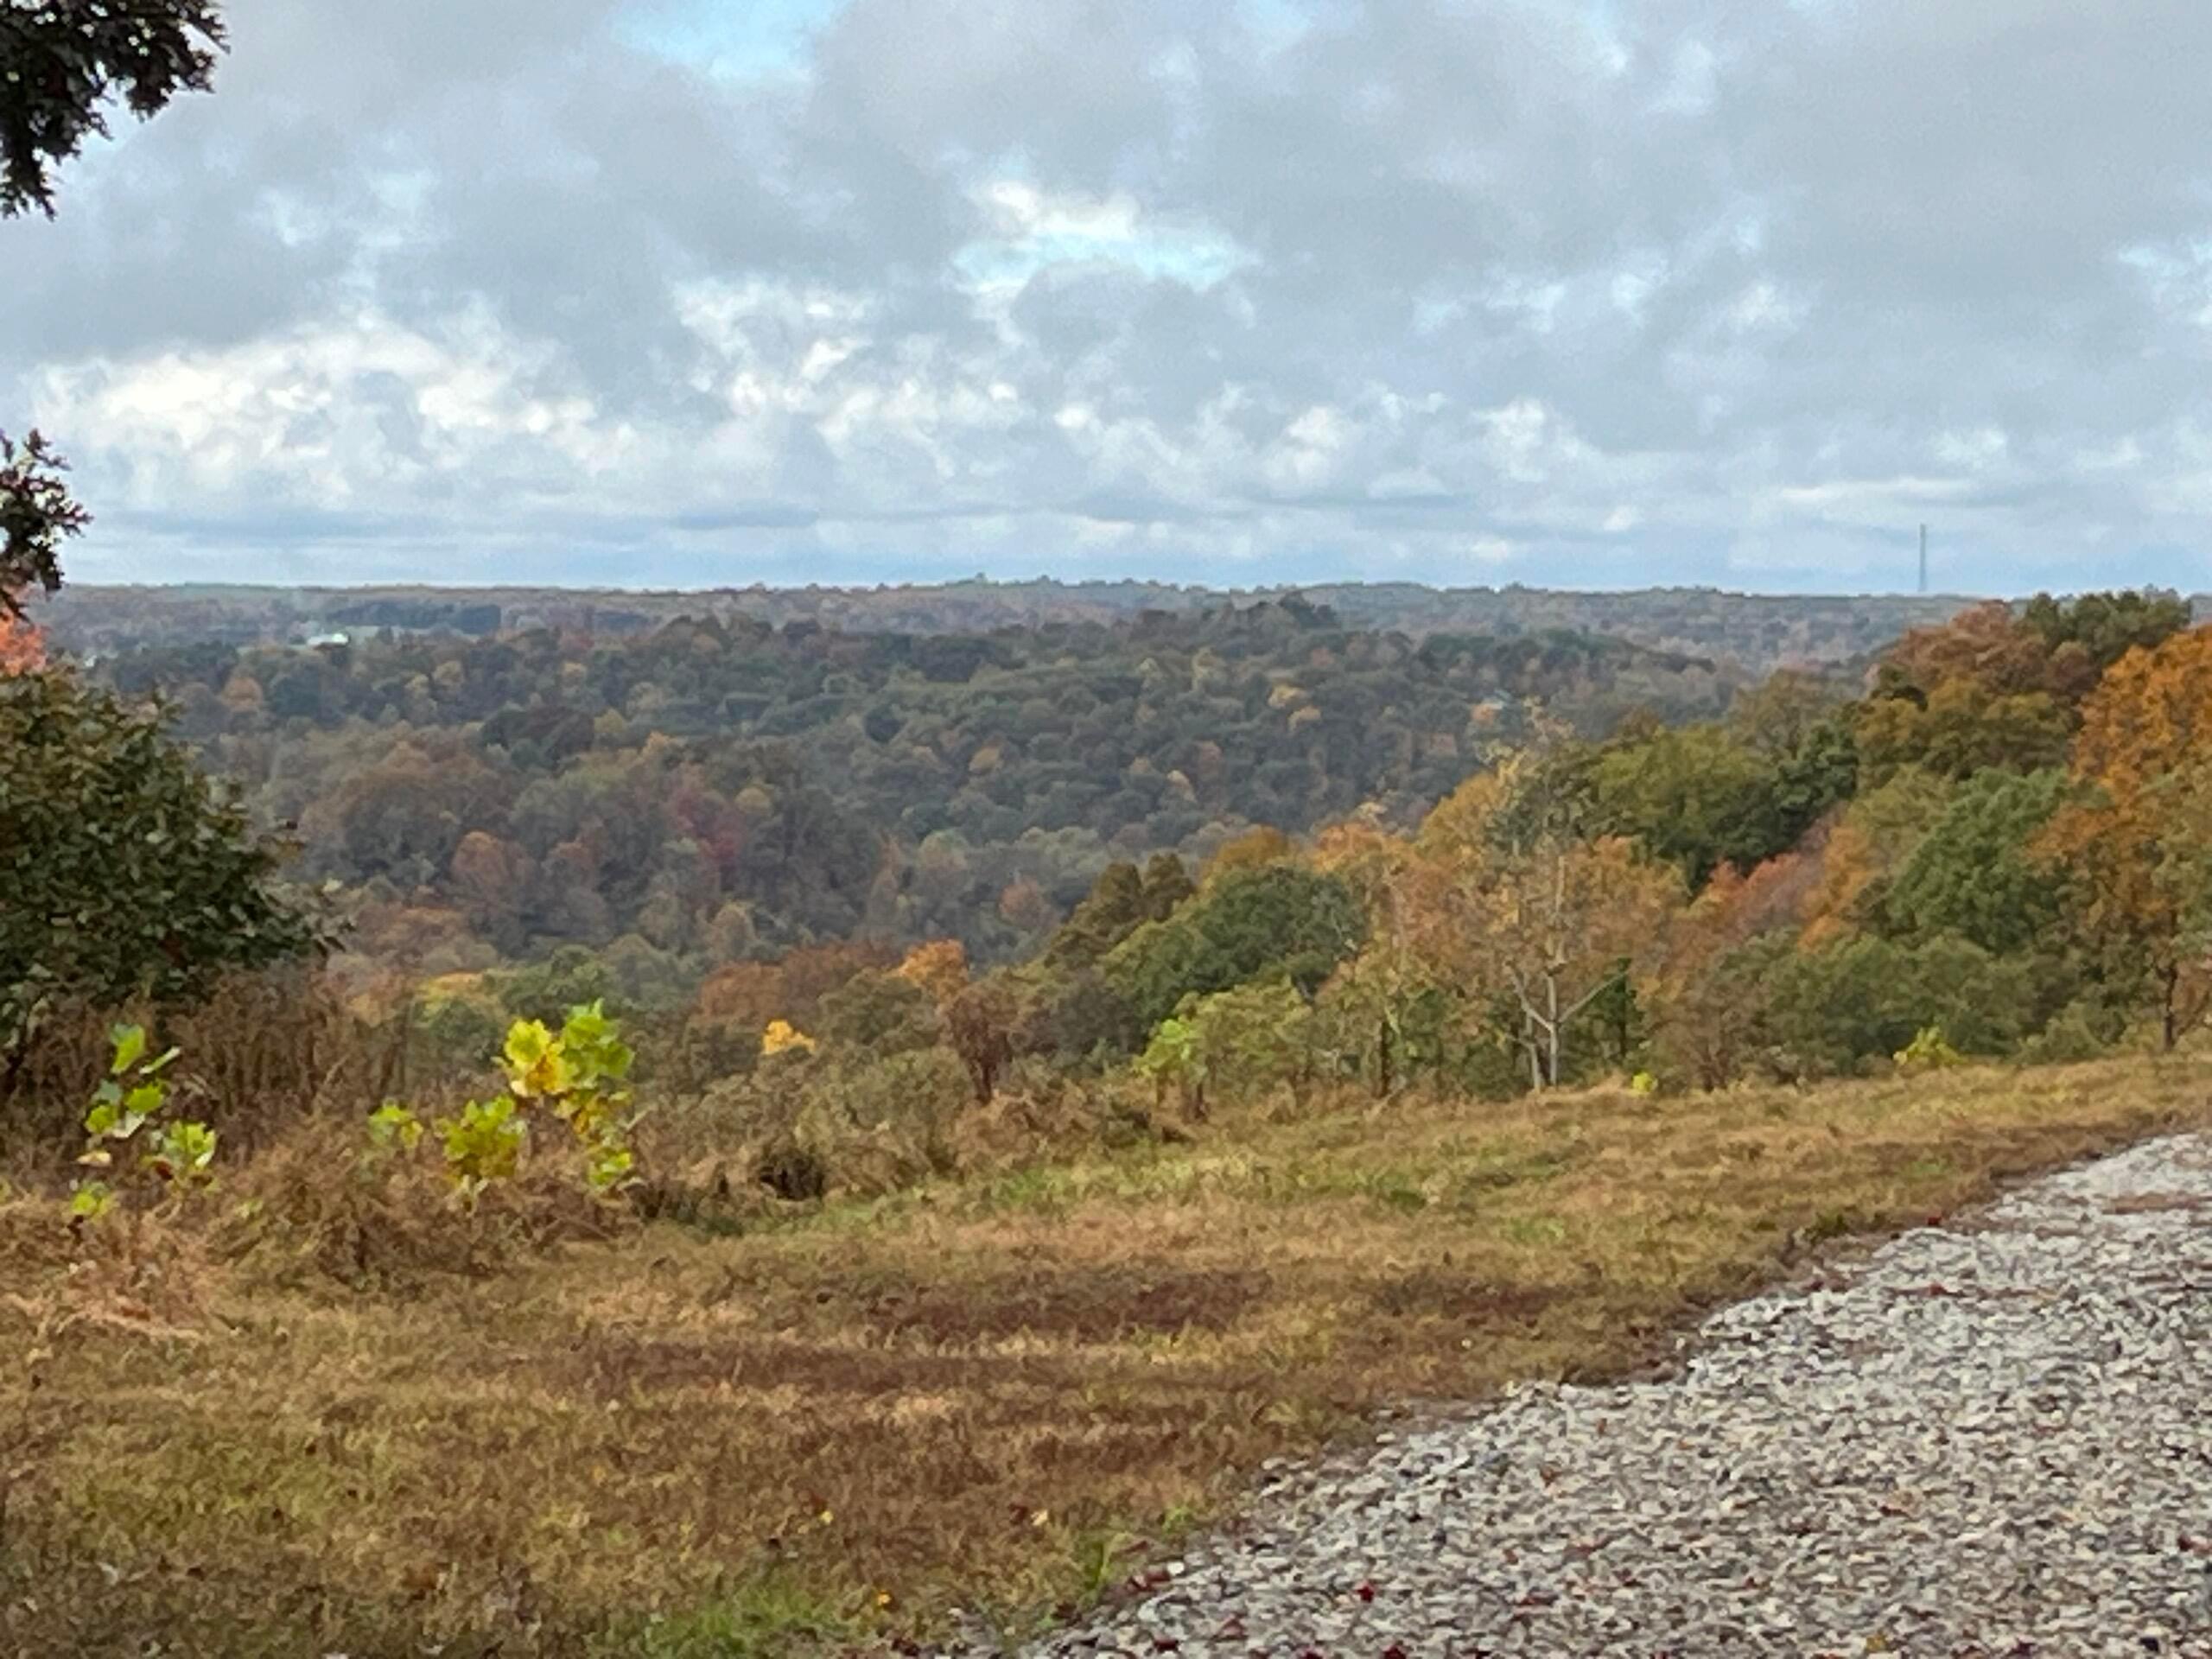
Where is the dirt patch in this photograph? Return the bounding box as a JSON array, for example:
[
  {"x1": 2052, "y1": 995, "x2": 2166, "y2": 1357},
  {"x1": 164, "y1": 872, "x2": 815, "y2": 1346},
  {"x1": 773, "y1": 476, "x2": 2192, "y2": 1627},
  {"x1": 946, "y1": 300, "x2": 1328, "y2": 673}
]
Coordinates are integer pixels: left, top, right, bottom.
[
  {"x1": 855, "y1": 1262, "x2": 1268, "y2": 1344},
  {"x1": 1363, "y1": 1269, "x2": 1567, "y2": 1325},
  {"x1": 557, "y1": 1262, "x2": 1273, "y2": 1402},
  {"x1": 556, "y1": 1331, "x2": 1090, "y2": 1400}
]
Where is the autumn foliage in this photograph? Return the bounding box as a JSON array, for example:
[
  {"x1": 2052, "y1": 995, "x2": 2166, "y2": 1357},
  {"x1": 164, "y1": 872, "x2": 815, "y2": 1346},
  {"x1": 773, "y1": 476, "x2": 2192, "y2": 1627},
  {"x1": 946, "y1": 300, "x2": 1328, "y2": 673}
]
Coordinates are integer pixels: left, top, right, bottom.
[
  {"x1": 0, "y1": 607, "x2": 41, "y2": 674},
  {"x1": 14, "y1": 587, "x2": 2212, "y2": 1160},
  {"x1": 2045, "y1": 627, "x2": 2212, "y2": 1046}
]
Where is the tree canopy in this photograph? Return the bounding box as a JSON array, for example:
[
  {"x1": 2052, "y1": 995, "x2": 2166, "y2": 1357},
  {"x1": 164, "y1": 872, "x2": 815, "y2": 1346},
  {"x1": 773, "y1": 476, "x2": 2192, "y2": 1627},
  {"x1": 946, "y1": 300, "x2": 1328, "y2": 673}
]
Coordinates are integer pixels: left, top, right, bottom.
[
  {"x1": 0, "y1": 667, "x2": 322, "y2": 1056},
  {"x1": 18, "y1": 582, "x2": 2212, "y2": 1116}
]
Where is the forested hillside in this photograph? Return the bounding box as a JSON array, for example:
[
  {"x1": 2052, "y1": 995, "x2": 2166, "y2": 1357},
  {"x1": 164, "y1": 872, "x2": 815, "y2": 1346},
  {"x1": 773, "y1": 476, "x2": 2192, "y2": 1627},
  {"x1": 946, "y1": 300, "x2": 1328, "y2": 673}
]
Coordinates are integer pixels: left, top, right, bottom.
[
  {"x1": 38, "y1": 578, "x2": 2012, "y2": 672},
  {"x1": 86, "y1": 599, "x2": 1738, "y2": 1001},
  {"x1": 34, "y1": 581, "x2": 2199, "y2": 1125}
]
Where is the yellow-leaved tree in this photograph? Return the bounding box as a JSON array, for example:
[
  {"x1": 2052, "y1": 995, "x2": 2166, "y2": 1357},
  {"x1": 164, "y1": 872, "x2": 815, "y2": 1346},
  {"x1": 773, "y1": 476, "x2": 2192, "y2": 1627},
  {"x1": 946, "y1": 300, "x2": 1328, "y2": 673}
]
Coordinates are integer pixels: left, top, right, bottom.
[
  {"x1": 1312, "y1": 810, "x2": 1440, "y2": 1096},
  {"x1": 760, "y1": 1019, "x2": 817, "y2": 1058},
  {"x1": 893, "y1": 939, "x2": 969, "y2": 1010},
  {"x1": 1420, "y1": 753, "x2": 1681, "y2": 1090}
]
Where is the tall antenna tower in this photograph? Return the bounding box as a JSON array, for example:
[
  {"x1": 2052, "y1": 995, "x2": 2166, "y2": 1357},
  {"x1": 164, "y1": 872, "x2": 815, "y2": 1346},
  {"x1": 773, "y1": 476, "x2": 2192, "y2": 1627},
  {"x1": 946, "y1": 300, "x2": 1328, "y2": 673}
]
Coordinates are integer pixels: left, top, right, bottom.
[{"x1": 1918, "y1": 524, "x2": 1928, "y2": 595}]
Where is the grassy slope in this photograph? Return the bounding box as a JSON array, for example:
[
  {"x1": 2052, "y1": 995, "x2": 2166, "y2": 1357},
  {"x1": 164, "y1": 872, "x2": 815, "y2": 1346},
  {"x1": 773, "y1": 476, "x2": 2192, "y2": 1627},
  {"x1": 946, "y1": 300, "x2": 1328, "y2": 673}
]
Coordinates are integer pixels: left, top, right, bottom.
[{"x1": 3, "y1": 1058, "x2": 2206, "y2": 1656}]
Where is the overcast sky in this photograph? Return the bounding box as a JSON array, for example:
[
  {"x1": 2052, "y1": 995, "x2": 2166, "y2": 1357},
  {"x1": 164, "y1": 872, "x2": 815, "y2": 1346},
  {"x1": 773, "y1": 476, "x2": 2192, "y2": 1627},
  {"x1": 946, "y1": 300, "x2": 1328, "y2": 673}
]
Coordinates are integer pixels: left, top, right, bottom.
[{"x1": 6, "y1": 0, "x2": 2212, "y2": 595}]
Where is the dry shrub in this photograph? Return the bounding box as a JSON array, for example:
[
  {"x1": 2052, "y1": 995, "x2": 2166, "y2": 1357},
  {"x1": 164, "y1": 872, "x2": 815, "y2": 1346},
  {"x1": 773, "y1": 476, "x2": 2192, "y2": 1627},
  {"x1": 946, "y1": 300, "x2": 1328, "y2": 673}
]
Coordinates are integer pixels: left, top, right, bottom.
[
  {"x1": 941, "y1": 1055, "x2": 1160, "y2": 1169},
  {"x1": 639, "y1": 1065, "x2": 785, "y2": 1172},
  {"x1": 637, "y1": 1049, "x2": 1198, "y2": 1217},
  {"x1": 168, "y1": 969, "x2": 395, "y2": 1148},
  {"x1": 215, "y1": 1113, "x2": 633, "y2": 1291},
  {"x1": 1083, "y1": 1065, "x2": 1196, "y2": 1147},
  {"x1": 982, "y1": 1054, "x2": 1096, "y2": 1137},
  {"x1": 1, "y1": 967, "x2": 397, "y2": 1166},
  {"x1": 652, "y1": 1046, "x2": 1007, "y2": 1201},
  {"x1": 626, "y1": 1152, "x2": 785, "y2": 1231},
  {"x1": 0, "y1": 1195, "x2": 217, "y2": 1346},
  {"x1": 0, "y1": 1192, "x2": 81, "y2": 1283},
  {"x1": 2, "y1": 998, "x2": 129, "y2": 1158},
  {"x1": 799, "y1": 1046, "x2": 972, "y2": 1192}
]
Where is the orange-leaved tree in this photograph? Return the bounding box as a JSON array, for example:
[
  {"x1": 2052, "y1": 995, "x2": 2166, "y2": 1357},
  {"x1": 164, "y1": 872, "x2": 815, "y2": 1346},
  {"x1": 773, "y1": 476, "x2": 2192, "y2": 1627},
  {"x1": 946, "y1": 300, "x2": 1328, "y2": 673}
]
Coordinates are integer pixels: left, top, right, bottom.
[
  {"x1": 0, "y1": 606, "x2": 41, "y2": 675},
  {"x1": 2045, "y1": 626, "x2": 2212, "y2": 1047},
  {"x1": 1656, "y1": 850, "x2": 1821, "y2": 1089},
  {"x1": 1855, "y1": 601, "x2": 2075, "y2": 783},
  {"x1": 893, "y1": 939, "x2": 969, "y2": 1010}
]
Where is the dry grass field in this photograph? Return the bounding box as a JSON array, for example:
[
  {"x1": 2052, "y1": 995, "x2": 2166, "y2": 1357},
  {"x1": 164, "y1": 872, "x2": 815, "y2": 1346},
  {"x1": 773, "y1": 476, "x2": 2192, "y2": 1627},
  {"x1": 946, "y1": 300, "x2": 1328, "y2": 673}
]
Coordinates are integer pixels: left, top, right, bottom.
[{"x1": 3, "y1": 1057, "x2": 2205, "y2": 1657}]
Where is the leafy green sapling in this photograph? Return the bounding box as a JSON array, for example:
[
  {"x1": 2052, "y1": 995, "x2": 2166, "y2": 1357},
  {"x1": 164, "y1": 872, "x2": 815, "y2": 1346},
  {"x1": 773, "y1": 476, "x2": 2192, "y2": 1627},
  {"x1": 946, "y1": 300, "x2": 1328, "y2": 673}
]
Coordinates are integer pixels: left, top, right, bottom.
[
  {"x1": 370, "y1": 1001, "x2": 645, "y2": 1203},
  {"x1": 71, "y1": 1023, "x2": 215, "y2": 1220}
]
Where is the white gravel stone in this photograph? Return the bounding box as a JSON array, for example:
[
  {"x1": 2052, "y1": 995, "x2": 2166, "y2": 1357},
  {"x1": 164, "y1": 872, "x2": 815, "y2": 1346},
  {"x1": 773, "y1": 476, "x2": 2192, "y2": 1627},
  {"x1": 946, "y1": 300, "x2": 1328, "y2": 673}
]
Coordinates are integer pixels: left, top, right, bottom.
[{"x1": 946, "y1": 1134, "x2": 2212, "y2": 1658}]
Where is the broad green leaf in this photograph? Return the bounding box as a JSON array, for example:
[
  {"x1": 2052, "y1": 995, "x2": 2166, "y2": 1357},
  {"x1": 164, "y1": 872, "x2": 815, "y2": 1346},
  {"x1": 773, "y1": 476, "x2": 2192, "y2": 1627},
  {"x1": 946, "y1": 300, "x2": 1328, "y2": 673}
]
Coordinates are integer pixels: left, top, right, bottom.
[
  {"x1": 584, "y1": 1143, "x2": 635, "y2": 1192},
  {"x1": 148, "y1": 1121, "x2": 219, "y2": 1182},
  {"x1": 562, "y1": 1001, "x2": 611, "y2": 1044},
  {"x1": 69, "y1": 1181, "x2": 115, "y2": 1220},
  {"x1": 503, "y1": 1020, "x2": 555, "y2": 1073},
  {"x1": 109, "y1": 1024, "x2": 147, "y2": 1075}
]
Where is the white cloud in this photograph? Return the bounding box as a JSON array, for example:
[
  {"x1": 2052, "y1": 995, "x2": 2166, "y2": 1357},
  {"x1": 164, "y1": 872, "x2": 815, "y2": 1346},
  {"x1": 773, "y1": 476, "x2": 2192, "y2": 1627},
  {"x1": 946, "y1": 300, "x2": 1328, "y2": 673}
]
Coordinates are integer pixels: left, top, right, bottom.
[
  {"x1": 30, "y1": 308, "x2": 615, "y2": 510},
  {"x1": 8, "y1": 0, "x2": 2212, "y2": 593},
  {"x1": 1610, "y1": 257, "x2": 1669, "y2": 322},
  {"x1": 1727, "y1": 282, "x2": 1805, "y2": 334},
  {"x1": 952, "y1": 178, "x2": 1253, "y2": 296},
  {"x1": 1652, "y1": 39, "x2": 1719, "y2": 116},
  {"x1": 1935, "y1": 427, "x2": 2011, "y2": 470},
  {"x1": 1477, "y1": 399, "x2": 1592, "y2": 487}
]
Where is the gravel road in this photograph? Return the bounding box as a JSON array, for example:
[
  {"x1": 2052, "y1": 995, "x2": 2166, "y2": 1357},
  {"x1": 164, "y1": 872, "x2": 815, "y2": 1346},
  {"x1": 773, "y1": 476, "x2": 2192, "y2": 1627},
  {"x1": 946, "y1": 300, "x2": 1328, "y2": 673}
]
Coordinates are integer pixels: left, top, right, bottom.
[{"x1": 970, "y1": 1133, "x2": 2212, "y2": 1658}]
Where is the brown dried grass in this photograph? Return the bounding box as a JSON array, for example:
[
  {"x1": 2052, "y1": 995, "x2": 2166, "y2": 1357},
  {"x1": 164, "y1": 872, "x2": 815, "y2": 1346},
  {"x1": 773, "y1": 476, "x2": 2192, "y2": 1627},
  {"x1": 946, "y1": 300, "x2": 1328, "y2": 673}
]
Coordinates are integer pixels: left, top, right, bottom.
[
  {"x1": 212, "y1": 1113, "x2": 635, "y2": 1291},
  {"x1": 0, "y1": 1055, "x2": 2204, "y2": 1657}
]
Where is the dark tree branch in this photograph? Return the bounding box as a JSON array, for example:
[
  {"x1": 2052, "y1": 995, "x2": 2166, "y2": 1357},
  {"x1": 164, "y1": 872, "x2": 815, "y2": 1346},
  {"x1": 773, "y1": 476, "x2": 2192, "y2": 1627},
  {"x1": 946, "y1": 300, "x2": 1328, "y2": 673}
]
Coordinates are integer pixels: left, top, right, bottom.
[
  {"x1": 0, "y1": 429, "x2": 87, "y2": 616},
  {"x1": 0, "y1": 0, "x2": 226, "y2": 219}
]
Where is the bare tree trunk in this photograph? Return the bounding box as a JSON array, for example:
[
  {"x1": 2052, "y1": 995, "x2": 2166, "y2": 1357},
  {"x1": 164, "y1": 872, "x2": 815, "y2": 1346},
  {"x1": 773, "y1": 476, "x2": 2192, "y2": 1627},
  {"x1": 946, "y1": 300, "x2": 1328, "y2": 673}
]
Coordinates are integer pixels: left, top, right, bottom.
[{"x1": 1546, "y1": 970, "x2": 1561, "y2": 1088}]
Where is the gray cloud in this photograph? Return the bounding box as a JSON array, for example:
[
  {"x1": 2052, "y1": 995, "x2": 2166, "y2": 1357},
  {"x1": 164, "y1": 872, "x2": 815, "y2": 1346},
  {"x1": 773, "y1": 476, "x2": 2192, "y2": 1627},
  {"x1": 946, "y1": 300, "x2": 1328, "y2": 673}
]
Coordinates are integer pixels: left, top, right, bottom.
[{"x1": 6, "y1": 0, "x2": 2212, "y2": 594}]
